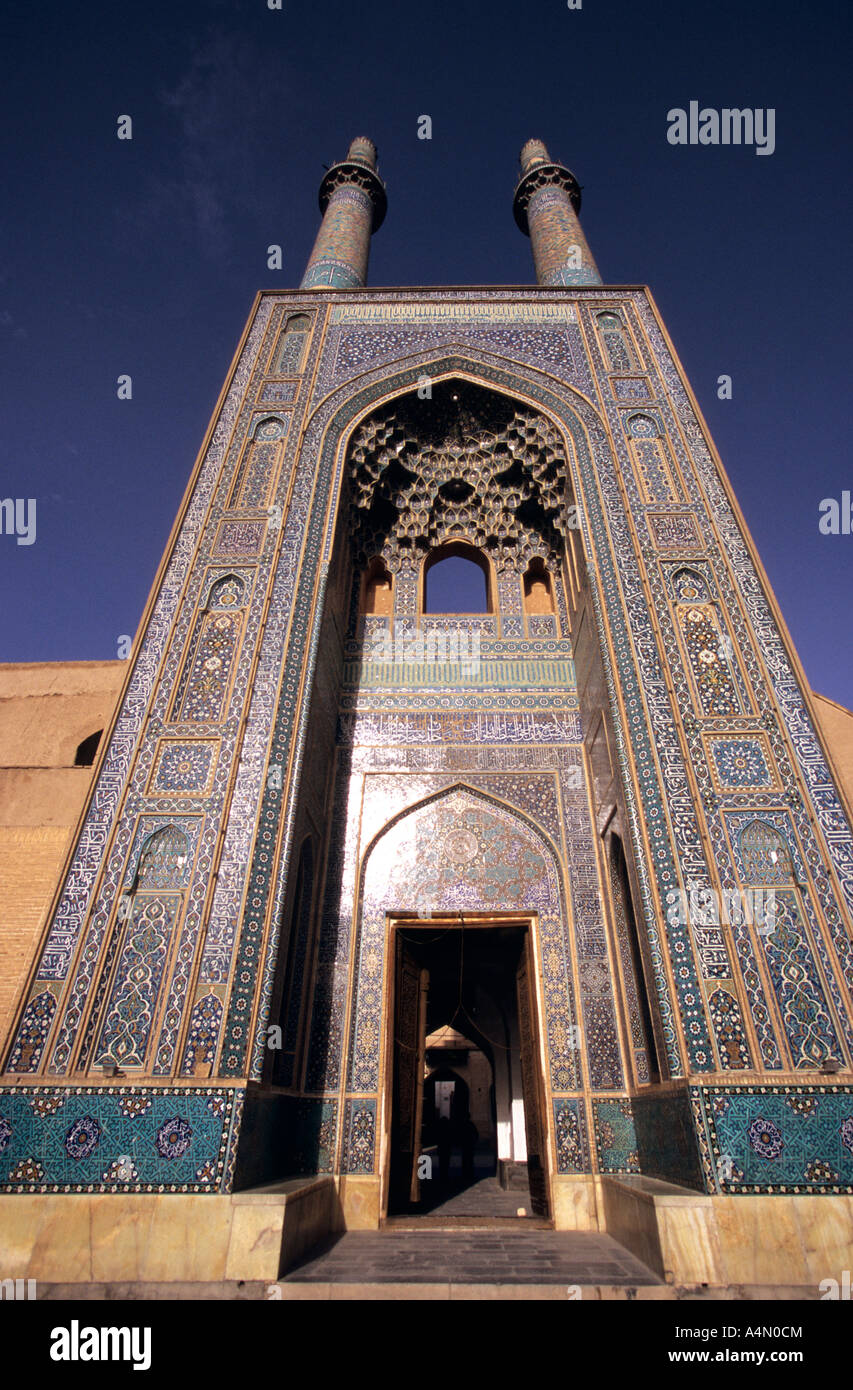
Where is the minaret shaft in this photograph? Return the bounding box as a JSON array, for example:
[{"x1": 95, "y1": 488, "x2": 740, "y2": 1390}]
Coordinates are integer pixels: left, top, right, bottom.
[
  {"x1": 514, "y1": 139, "x2": 601, "y2": 286},
  {"x1": 301, "y1": 137, "x2": 386, "y2": 290}
]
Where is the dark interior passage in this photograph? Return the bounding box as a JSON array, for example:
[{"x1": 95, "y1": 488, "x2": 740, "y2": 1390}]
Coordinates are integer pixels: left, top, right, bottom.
[{"x1": 388, "y1": 923, "x2": 548, "y2": 1219}]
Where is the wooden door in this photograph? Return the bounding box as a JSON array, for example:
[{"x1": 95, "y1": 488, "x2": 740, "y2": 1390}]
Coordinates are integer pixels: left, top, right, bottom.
[
  {"x1": 516, "y1": 932, "x2": 550, "y2": 1218},
  {"x1": 390, "y1": 935, "x2": 429, "y2": 1210}
]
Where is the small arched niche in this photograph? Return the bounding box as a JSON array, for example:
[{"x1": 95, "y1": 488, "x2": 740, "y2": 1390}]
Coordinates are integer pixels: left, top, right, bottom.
[
  {"x1": 522, "y1": 558, "x2": 554, "y2": 615},
  {"x1": 361, "y1": 557, "x2": 393, "y2": 616},
  {"x1": 133, "y1": 824, "x2": 190, "y2": 892},
  {"x1": 422, "y1": 541, "x2": 493, "y2": 615},
  {"x1": 273, "y1": 314, "x2": 310, "y2": 375}
]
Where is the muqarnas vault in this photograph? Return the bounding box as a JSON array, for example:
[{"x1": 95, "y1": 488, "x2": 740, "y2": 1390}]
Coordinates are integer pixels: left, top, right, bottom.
[{"x1": 1, "y1": 137, "x2": 852, "y2": 1287}]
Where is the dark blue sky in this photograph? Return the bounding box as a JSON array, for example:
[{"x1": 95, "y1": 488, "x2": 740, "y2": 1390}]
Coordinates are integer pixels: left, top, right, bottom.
[{"x1": 2, "y1": 0, "x2": 851, "y2": 706}]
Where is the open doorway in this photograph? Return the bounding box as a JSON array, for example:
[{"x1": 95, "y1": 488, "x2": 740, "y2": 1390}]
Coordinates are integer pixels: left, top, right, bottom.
[{"x1": 385, "y1": 920, "x2": 551, "y2": 1220}]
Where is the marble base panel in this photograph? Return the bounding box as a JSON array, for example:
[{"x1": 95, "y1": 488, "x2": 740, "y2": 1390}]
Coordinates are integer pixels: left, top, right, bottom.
[
  {"x1": 338, "y1": 1175, "x2": 381, "y2": 1229},
  {"x1": 1, "y1": 1182, "x2": 849, "y2": 1287},
  {"x1": 602, "y1": 1179, "x2": 853, "y2": 1287},
  {"x1": 551, "y1": 1175, "x2": 599, "y2": 1230},
  {"x1": 0, "y1": 1178, "x2": 339, "y2": 1283}
]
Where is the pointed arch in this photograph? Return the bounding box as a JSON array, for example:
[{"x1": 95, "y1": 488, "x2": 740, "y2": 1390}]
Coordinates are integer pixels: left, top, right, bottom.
[
  {"x1": 360, "y1": 555, "x2": 394, "y2": 616},
  {"x1": 358, "y1": 779, "x2": 568, "y2": 882},
  {"x1": 522, "y1": 556, "x2": 554, "y2": 614},
  {"x1": 134, "y1": 824, "x2": 190, "y2": 892},
  {"x1": 671, "y1": 566, "x2": 712, "y2": 604},
  {"x1": 348, "y1": 783, "x2": 579, "y2": 1104},
  {"x1": 249, "y1": 415, "x2": 288, "y2": 442},
  {"x1": 205, "y1": 572, "x2": 246, "y2": 609},
  {"x1": 422, "y1": 541, "x2": 494, "y2": 615},
  {"x1": 242, "y1": 343, "x2": 682, "y2": 1086}
]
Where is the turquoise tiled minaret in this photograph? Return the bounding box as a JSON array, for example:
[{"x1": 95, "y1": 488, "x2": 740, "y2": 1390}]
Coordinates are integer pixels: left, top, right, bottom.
[
  {"x1": 301, "y1": 136, "x2": 387, "y2": 289},
  {"x1": 513, "y1": 138, "x2": 602, "y2": 286}
]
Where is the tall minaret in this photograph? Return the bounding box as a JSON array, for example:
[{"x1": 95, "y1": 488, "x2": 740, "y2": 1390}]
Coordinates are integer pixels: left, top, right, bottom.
[
  {"x1": 300, "y1": 136, "x2": 387, "y2": 289},
  {"x1": 513, "y1": 139, "x2": 601, "y2": 286}
]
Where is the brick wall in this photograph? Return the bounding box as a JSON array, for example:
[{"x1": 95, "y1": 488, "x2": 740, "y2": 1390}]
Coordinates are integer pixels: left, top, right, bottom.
[{"x1": 0, "y1": 662, "x2": 124, "y2": 1050}]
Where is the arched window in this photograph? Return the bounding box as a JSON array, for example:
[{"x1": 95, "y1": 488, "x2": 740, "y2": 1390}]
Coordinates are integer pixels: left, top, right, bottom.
[
  {"x1": 522, "y1": 558, "x2": 554, "y2": 615},
  {"x1": 423, "y1": 543, "x2": 491, "y2": 614},
  {"x1": 74, "y1": 730, "x2": 103, "y2": 766},
  {"x1": 361, "y1": 557, "x2": 393, "y2": 616}
]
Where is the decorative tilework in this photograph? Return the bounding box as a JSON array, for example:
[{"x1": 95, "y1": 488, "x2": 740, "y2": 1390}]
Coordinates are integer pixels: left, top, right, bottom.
[
  {"x1": 677, "y1": 604, "x2": 741, "y2": 716},
  {"x1": 593, "y1": 1098, "x2": 640, "y2": 1173},
  {"x1": 258, "y1": 381, "x2": 297, "y2": 404},
  {"x1": 180, "y1": 994, "x2": 223, "y2": 1074},
  {"x1": 116, "y1": 818, "x2": 198, "y2": 892},
  {"x1": 707, "y1": 989, "x2": 751, "y2": 1069},
  {"x1": 5, "y1": 990, "x2": 57, "y2": 1073},
  {"x1": 636, "y1": 290, "x2": 853, "y2": 959},
  {"x1": 0, "y1": 1087, "x2": 243, "y2": 1192},
  {"x1": 338, "y1": 710, "x2": 583, "y2": 745},
  {"x1": 347, "y1": 788, "x2": 579, "y2": 1105},
  {"x1": 149, "y1": 741, "x2": 217, "y2": 797},
  {"x1": 707, "y1": 736, "x2": 773, "y2": 791},
  {"x1": 1, "y1": 291, "x2": 279, "y2": 1080},
  {"x1": 722, "y1": 810, "x2": 851, "y2": 1067},
  {"x1": 272, "y1": 315, "x2": 310, "y2": 374},
  {"x1": 93, "y1": 893, "x2": 182, "y2": 1067},
  {"x1": 692, "y1": 1085, "x2": 853, "y2": 1193},
  {"x1": 342, "y1": 1098, "x2": 376, "y2": 1174},
  {"x1": 335, "y1": 326, "x2": 576, "y2": 379},
  {"x1": 759, "y1": 890, "x2": 842, "y2": 1067},
  {"x1": 611, "y1": 377, "x2": 651, "y2": 401},
  {"x1": 647, "y1": 512, "x2": 703, "y2": 552},
  {"x1": 230, "y1": 436, "x2": 280, "y2": 509},
  {"x1": 552, "y1": 1097, "x2": 588, "y2": 1173},
  {"x1": 213, "y1": 520, "x2": 266, "y2": 559},
  {"x1": 529, "y1": 615, "x2": 558, "y2": 638},
  {"x1": 595, "y1": 313, "x2": 632, "y2": 370},
  {"x1": 6, "y1": 284, "x2": 853, "y2": 1201},
  {"x1": 175, "y1": 609, "x2": 242, "y2": 723}
]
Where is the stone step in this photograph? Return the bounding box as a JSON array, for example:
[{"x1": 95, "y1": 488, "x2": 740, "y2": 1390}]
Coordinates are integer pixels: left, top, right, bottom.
[
  {"x1": 382, "y1": 1215, "x2": 553, "y2": 1231},
  {"x1": 283, "y1": 1230, "x2": 662, "y2": 1287}
]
